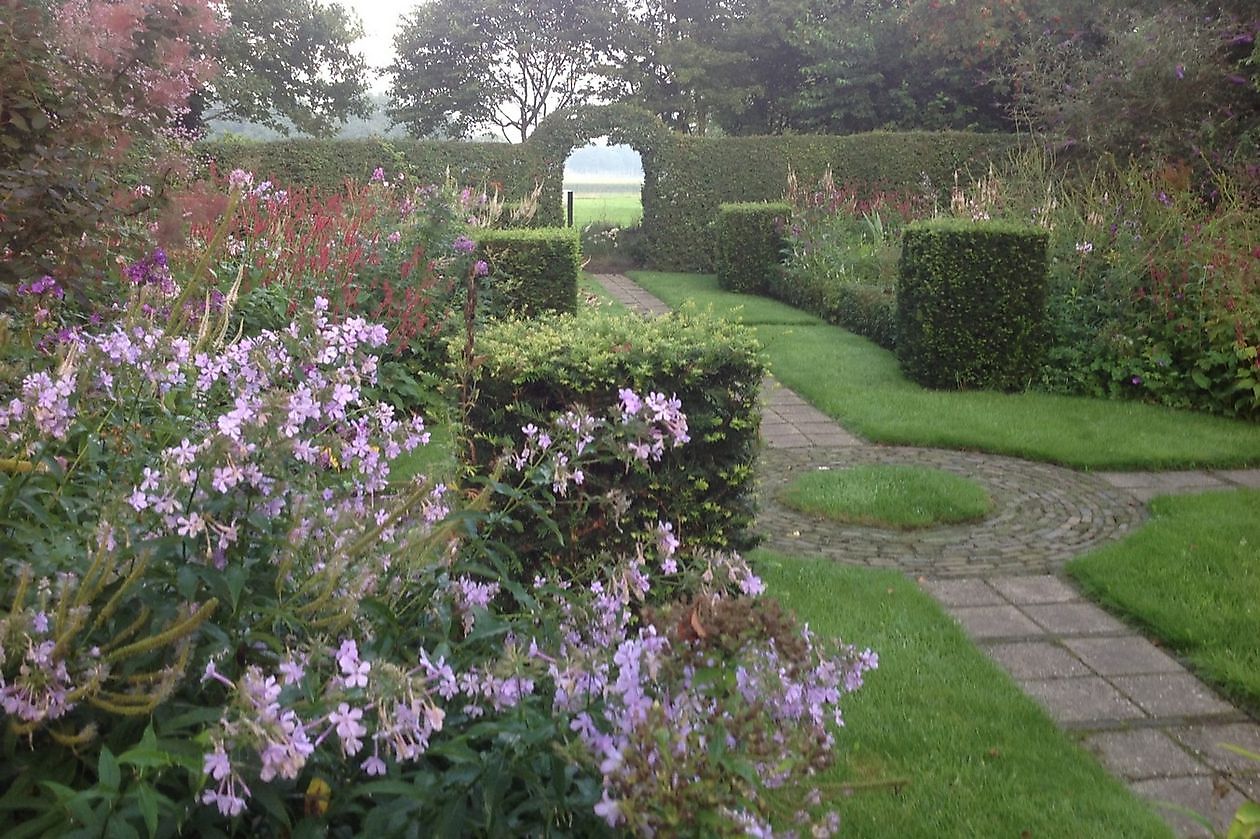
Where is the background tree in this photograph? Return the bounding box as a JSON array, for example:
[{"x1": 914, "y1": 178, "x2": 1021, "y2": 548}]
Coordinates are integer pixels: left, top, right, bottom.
[
  {"x1": 1009, "y1": 5, "x2": 1260, "y2": 163},
  {"x1": 389, "y1": 0, "x2": 622, "y2": 142},
  {"x1": 191, "y1": 0, "x2": 371, "y2": 135}
]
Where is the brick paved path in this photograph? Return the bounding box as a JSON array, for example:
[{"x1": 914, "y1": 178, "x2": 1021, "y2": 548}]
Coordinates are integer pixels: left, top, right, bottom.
[{"x1": 590, "y1": 273, "x2": 1260, "y2": 836}]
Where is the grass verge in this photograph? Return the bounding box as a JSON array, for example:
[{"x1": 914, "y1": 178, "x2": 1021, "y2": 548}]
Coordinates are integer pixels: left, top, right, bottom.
[
  {"x1": 758, "y1": 551, "x2": 1173, "y2": 838},
  {"x1": 779, "y1": 465, "x2": 992, "y2": 529},
  {"x1": 628, "y1": 271, "x2": 1260, "y2": 469},
  {"x1": 1068, "y1": 489, "x2": 1260, "y2": 714},
  {"x1": 567, "y1": 193, "x2": 642, "y2": 229}
]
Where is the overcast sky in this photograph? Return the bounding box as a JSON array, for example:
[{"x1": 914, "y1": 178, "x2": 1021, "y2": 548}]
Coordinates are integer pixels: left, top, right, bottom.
[{"x1": 340, "y1": 0, "x2": 415, "y2": 88}]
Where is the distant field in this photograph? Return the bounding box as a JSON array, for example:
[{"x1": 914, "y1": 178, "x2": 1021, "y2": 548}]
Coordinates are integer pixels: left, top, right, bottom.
[{"x1": 563, "y1": 178, "x2": 643, "y2": 228}]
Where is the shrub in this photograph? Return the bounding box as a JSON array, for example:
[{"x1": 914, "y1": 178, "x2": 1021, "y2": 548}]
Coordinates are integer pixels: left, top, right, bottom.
[
  {"x1": 897, "y1": 219, "x2": 1049, "y2": 390},
  {"x1": 0, "y1": 0, "x2": 221, "y2": 297},
  {"x1": 769, "y1": 272, "x2": 899, "y2": 350},
  {"x1": 474, "y1": 227, "x2": 580, "y2": 319},
  {"x1": 715, "y1": 202, "x2": 790, "y2": 293},
  {"x1": 999, "y1": 152, "x2": 1260, "y2": 419},
  {"x1": 458, "y1": 308, "x2": 765, "y2": 571},
  {"x1": 0, "y1": 258, "x2": 870, "y2": 837}
]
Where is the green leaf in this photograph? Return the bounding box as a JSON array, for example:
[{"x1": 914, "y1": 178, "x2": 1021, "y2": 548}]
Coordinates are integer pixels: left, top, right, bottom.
[
  {"x1": 98, "y1": 747, "x2": 121, "y2": 792},
  {"x1": 133, "y1": 784, "x2": 159, "y2": 839},
  {"x1": 39, "y1": 782, "x2": 96, "y2": 825},
  {"x1": 1227, "y1": 802, "x2": 1260, "y2": 839},
  {"x1": 105, "y1": 814, "x2": 141, "y2": 839}
]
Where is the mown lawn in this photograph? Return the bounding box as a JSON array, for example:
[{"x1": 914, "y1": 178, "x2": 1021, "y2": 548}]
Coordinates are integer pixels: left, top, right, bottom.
[
  {"x1": 629, "y1": 271, "x2": 1260, "y2": 470},
  {"x1": 1068, "y1": 489, "x2": 1260, "y2": 715},
  {"x1": 566, "y1": 192, "x2": 643, "y2": 229},
  {"x1": 778, "y1": 464, "x2": 992, "y2": 529},
  {"x1": 759, "y1": 552, "x2": 1173, "y2": 838}
]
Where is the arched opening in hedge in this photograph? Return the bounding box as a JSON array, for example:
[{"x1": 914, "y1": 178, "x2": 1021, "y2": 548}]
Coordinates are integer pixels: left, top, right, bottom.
[{"x1": 526, "y1": 105, "x2": 671, "y2": 269}]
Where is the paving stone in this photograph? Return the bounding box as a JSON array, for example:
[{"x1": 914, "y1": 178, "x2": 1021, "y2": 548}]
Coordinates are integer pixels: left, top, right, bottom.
[
  {"x1": 1233, "y1": 774, "x2": 1260, "y2": 801},
  {"x1": 1132, "y1": 775, "x2": 1249, "y2": 837},
  {"x1": 1020, "y1": 676, "x2": 1146, "y2": 724},
  {"x1": 1216, "y1": 469, "x2": 1260, "y2": 488},
  {"x1": 989, "y1": 575, "x2": 1080, "y2": 604},
  {"x1": 919, "y1": 578, "x2": 1003, "y2": 607},
  {"x1": 1064, "y1": 636, "x2": 1183, "y2": 676},
  {"x1": 949, "y1": 605, "x2": 1044, "y2": 639},
  {"x1": 985, "y1": 641, "x2": 1090, "y2": 679},
  {"x1": 1084, "y1": 729, "x2": 1208, "y2": 780},
  {"x1": 1112, "y1": 673, "x2": 1237, "y2": 718},
  {"x1": 1022, "y1": 602, "x2": 1129, "y2": 635},
  {"x1": 1173, "y1": 723, "x2": 1260, "y2": 774}
]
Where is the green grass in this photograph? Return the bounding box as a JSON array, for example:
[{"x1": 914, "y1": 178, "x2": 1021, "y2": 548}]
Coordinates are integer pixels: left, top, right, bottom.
[
  {"x1": 565, "y1": 193, "x2": 643, "y2": 229},
  {"x1": 1068, "y1": 489, "x2": 1260, "y2": 714},
  {"x1": 628, "y1": 271, "x2": 1260, "y2": 470},
  {"x1": 758, "y1": 552, "x2": 1172, "y2": 837},
  {"x1": 779, "y1": 464, "x2": 992, "y2": 529}
]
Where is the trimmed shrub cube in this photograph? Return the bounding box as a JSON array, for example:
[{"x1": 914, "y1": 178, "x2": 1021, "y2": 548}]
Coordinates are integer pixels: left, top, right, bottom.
[
  {"x1": 715, "y1": 202, "x2": 790, "y2": 293},
  {"x1": 897, "y1": 219, "x2": 1049, "y2": 390},
  {"x1": 475, "y1": 227, "x2": 580, "y2": 318},
  {"x1": 459, "y1": 309, "x2": 766, "y2": 571}
]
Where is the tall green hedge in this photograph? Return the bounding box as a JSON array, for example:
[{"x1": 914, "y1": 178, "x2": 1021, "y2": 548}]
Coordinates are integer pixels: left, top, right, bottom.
[
  {"x1": 196, "y1": 137, "x2": 545, "y2": 196},
  {"x1": 199, "y1": 119, "x2": 1017, "y2": 277},
  {"x1": 639, "y1": 132, "x2": 1017, "y2": 271},
  {"x1": 475, "y1": 228, "x2": 580, "y2": 318},
  {"x1": 459, "y1": 309, "x2": 765, "y2": 572},
  {"x1": 715, "y1": 202, "x2": 789, "y2": 293},
  {"x1": 896, "y1": 219, "x2": 1049, "y2": 391}
]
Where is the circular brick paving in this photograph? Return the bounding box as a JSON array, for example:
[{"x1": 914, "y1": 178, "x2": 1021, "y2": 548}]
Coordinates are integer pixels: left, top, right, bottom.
[{"x1": 756, "y1": 445, "x2": 1148, "y2": 577}]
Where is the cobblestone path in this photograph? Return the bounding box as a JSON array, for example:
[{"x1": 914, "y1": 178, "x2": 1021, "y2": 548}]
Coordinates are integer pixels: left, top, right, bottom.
[{"x1": 590, "y1": 273, "x2": 1260, "y2": 837}]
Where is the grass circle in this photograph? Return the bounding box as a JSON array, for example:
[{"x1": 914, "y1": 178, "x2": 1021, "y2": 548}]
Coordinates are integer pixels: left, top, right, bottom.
[{"x1": 777, "y1": 464, "x2": 993, "y2": 529}]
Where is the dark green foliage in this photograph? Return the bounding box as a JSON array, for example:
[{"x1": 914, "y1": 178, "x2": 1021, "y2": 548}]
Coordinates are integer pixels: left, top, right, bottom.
[
  {"x1": 897, "y1": 219, "x2": 1049, "y2": 391},
  {"x1": 459, "y1": 309, "x2": 765, "y2": 569},
  {"x1": 198, "y1": 0, "x2": 370, "y2": 136},
  {"x1": 196, "y1": 137, "x2": 546, "y2": 195},
  {"x1": 475, "y1": 228, "x2": 580, "y2": 318},
  {"x1": 200, "y1": 121, "x2": 1014, "y2": 276},
  {"x1": 639, "y1": 131, "x2": 1016, "y2": 271},
  {"x1": 715, "y1": 203, "x2": 789, "y2": 293},
  {"x1": 766, "y1": 272, "x2": 897, "y2": 349}
]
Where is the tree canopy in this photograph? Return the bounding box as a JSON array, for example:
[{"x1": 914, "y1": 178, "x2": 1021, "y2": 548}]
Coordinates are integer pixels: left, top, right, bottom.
[
  {"x1": 389, "y1": 0, "x2": 622, "y2": 142},
  {"x1": 196, "y1": 0, "x2": 371, "y2": 136}
]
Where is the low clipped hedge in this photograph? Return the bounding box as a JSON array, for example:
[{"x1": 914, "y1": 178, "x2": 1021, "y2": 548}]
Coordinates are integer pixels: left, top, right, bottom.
[
  {"x1": 459, "y1": 309, "x2": 765, "y2": 570},
  {"x1": 475, "y1": 228, "x2": 580, "y2": 318},
  {"x1": 715, "y1": 203, "x2": 789, "y2": 294},
  {"x1": 896, "y1": 219, "x2": 1049, "y2": 390},
  {"x1": 766, "y1": 274, "x2": 898, "y2": 350}
]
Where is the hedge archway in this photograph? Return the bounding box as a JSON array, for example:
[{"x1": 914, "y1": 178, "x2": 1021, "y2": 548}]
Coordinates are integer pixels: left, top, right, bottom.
[{"x1": 525, "y1": 104, "x2": 672, "y2": 229}]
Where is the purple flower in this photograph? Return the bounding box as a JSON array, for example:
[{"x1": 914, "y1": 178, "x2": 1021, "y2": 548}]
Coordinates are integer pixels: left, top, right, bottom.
[
  {"x1": 1174, "y1": 64, "x2": 1185, "y2": 80},
  {"x1": 473, "y1": 259, "x2": 489, "y2": 277},
  {"x1": 1131, "y1": 375, "x2": 1143, "y2": 386},
  {"x1": 17, "y1": 275, "x2": 64, "y2": 299},
  {"x1": 228, "y1": 169, "x2": 254, "y2": 191},
  {"x1": 452, "y1": 235, "x2": 476, "y2": 254},
  {"x1": 371, "y1": 167, "x2": 386, "y2": 182}
]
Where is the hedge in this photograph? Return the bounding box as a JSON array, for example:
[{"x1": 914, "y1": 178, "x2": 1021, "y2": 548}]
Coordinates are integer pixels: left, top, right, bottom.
[
  {"x1": 198, "y1": 120, "x2": 1018, "y2": 276},
  {"x1": 638, "y1": 132, "x2": 1017, "y2": 271},
  {"x1": 896, "y1": 219, "x2": 1049, "y2": 390},
  {"x1": 458, "y1": 309, "x2": 765, "y2": 572},
  {"x1": 474, "y1": 228, "x2": 580, "y2": 318},
  {"x1": 715, "y1": 203, "x2": 790, "y2": 294},
  {"x1": 766, "y1": 273, "x2": 898, "y2": 349},
  {"x1": 196, "y1": 137, "x2": 546, "y2": 197}
]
